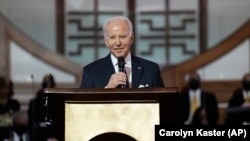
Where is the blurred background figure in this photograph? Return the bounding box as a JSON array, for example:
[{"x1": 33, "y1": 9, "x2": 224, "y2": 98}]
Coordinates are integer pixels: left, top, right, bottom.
[
  {"x1": 27, "y1": 74, "x2": 58, "y2": 141},
  {"x1": 46, "y1": 137, "x2": 59, "y2": 141},
  {"x1": 190, "y1": 107, "x2": 209, "y2": 125},
  {"x1": 7, "y1": 80, "x2": 21, "y2": 112},
  {"x1": 225, "y1": 72, "x2": 250, "y2": 125},
  {"x1": 178, "y1": 71, "x2": 219, "y2": 125},
  {"x1": 11, "y1": 110, "x2": 30, "y2": 141},
  {"x1": 0, "y1": 76, "x2": 21, "y2": 140}
]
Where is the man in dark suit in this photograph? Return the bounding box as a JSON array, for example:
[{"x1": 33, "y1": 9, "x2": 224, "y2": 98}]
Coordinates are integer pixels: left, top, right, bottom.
[
  {"x1": 80, "y1": 16, "x2": 164, "y2": 88},
  {"x1": 225, "y1": 72, "x2": 250, "y2": 124},
  {"x1": 178, "y1": 71, "x2": 219, "y2": 125}
]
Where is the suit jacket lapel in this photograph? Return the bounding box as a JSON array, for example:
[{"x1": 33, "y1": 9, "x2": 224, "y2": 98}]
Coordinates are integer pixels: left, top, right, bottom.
[
  {"x1": 132, "y1": 56, "x2": 143, "y2": 88},
  {"x1": 102, "y1": 54, "x2": 115, "y2": 83}
]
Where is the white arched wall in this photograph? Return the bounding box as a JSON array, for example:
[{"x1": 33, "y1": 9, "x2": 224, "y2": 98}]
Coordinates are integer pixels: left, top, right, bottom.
[
  {"x1": 10, "y1": 41, "x2": 76, "y2": 109},
  {"x1": 198, "y1": 39, "x2": 250, "y2": 81},
  {"x1": 10, "y1": 41, "x2": 75, "y2": 83}
]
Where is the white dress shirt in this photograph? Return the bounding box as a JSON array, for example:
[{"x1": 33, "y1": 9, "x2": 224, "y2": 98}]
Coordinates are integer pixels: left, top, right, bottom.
[
  {"x1": 243, "y1": 90, "x2": 250, "y2": 102},
  {"x1": 184, "y1": 89, "x2": 202, "y2": 125},
  {"x1": 12, "y1": 131, "x2": 29, "y2": 141}
]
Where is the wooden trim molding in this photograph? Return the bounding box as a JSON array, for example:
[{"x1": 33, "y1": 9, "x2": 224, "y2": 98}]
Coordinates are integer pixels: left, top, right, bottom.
[
  {"x1": 201, "y1": 80, "x2": 241, "y2": 102},
  {"x1": 0, "y1": 16, "x2": 10, "y2": 77}
]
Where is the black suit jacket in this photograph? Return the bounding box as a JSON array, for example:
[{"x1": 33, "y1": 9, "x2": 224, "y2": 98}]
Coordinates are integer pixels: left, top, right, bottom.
[
  {"x1": 80, "y1": 54, "x2": 164, "y2": 88},
  {"x1": 228, "y1": 88, "x2": 245, "y2": 107},
  {"x1": 178, "y1": 89, "x2": 219, "y2": 125},
  {"x1": 225, "y1": 88, "x2": 250, "y2": 124}
]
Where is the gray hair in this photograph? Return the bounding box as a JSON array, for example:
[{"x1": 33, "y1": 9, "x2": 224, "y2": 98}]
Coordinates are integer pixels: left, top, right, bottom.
[{"x1": 103, "y1": 16, "x2": 133, "y2": 38}]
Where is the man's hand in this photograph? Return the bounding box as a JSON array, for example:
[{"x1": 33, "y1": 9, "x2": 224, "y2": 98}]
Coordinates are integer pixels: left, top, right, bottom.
[{"x1": 106, "y1": 72, "x2": 127, "y2": 88}]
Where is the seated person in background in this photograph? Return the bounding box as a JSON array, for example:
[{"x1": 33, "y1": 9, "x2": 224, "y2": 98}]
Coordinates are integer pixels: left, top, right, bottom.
[
  {"x1": 80, "y1": 16, "x2": 164, "y2": 88},
  {"x1": 190, "y1": 107, "x2": 209, "y2": 125},
  {"x1": 6, "y1": 80, "x2": 20, "y2": 113},
  {"x1": 11, "y1": 110, "x2": 30, "y2": 141},
  {"x1": 28, "y1": 74, "x2": 58, "y2": 141},
  {"x1": 0, "y1": 76, "x2": 20, "y2": 140},
  {"x1": 225, "y1": 72, "x2": 250, "y2": 125},
  {"x1": 178, "y1": 71, "x2": 219, "y2": 125},
  {"x1": 7, "y1": 80, "x2": 21, "y2": 111}
]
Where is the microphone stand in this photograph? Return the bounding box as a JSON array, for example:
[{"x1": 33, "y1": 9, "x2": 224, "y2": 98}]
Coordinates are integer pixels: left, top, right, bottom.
[
  {"x1": 44, "y1": 74, "x2": 53, "y2": 126},
  {"x1": 31, "y1": 75, "x2": 36, "y2": 141}
]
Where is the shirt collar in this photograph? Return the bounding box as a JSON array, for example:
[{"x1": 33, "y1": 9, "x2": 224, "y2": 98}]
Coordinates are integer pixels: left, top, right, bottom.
[
  {"x1": 111, "y1": 52, "x2": 132, "y2": 66},
  {"x1": 189, "y1": 88, "x2": 201, "y2": 97},
  {"x1": 243, "y1": 90, "x2": 250, "y2": 98}
]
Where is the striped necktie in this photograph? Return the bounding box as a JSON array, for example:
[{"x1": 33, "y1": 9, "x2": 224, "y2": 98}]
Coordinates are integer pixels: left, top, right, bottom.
[{"x1": 124, "y1": 70, "x2": 129, "y2": 88}]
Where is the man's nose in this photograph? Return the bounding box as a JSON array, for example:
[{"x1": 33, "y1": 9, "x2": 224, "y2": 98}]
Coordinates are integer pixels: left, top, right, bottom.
[{"x1": 115, "y1": 38, "x2": 121, "y2": 45}]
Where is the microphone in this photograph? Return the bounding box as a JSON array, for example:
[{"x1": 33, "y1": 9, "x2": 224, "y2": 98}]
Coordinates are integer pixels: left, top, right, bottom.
[
  {"x1": 46, "y1": 74, "x2": 53, "y2": 88},
  {"x1": 118, "y1": 57, "x2": 126, "y2": 88},
  {"x1": 30, "y1": 74, "x2": 35, "y2": 98},
  {"x1": 118, "y1": 56, "x2": 125, "y2": 72}
]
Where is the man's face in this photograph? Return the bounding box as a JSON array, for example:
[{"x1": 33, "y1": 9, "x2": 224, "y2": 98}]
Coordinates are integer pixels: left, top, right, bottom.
[
  {"x1": 104, "y1": 20, "x2": 134, "y2": 58},
  {"x1": 188, "y1": 72, "x2": 200, "y2": 90}
]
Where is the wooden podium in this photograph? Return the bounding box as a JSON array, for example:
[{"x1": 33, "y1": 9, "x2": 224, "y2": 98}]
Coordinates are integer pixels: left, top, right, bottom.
[{"x1": 44, "y1": 87, "x2": 179, "y2": 141}]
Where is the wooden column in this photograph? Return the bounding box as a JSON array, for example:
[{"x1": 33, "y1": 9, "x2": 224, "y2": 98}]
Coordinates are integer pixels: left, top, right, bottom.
[
  {"x1": 0, "y1": 16, "x2": 10, "y2": 77},
  {"x1": 56, "y1": 0, "x2": 65, "y2": 55},
  {"x1": 199, "y1": 0, "x2": 208, "y2": 53},
  {"x1": 128, "y1": 0, "x2": 136, "y2": 54}
]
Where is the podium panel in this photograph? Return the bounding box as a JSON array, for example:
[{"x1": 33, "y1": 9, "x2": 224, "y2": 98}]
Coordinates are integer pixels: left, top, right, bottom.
[
  {"x1": 65, "y1": 103, "x2": 159, "y2": 141},
  {"x1": 45, "y1": 87, "x2": 179, "y2": 141}
]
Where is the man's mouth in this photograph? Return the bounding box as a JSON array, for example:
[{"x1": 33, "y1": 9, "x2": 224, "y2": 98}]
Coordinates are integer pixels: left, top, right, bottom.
[{"x1": 114, "y1": 48, "x2": 123, "y2": 50}]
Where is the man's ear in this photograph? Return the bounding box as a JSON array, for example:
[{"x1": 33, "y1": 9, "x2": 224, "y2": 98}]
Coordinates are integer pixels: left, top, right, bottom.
[
  {"x1": 130, "y1": 34, "x2": 134, "y2": 43},
  {"x1": 104, "y1": 38, "x2": 109, "y2": 48},
  {"x1": 131, "y1": 33, "x2": 134, "y2": 39}
]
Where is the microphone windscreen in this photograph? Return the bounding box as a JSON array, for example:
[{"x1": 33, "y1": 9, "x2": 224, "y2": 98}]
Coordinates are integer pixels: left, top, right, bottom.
[
  {"x1": 117, "y1": 56, "x2": 126, "y2": 88},
  {"x1": 118, "y1": 56, "x2": 125, "y2": 63},
  {"x1": 118, "y1": 56, "x2": 125, "y2": 69}
]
